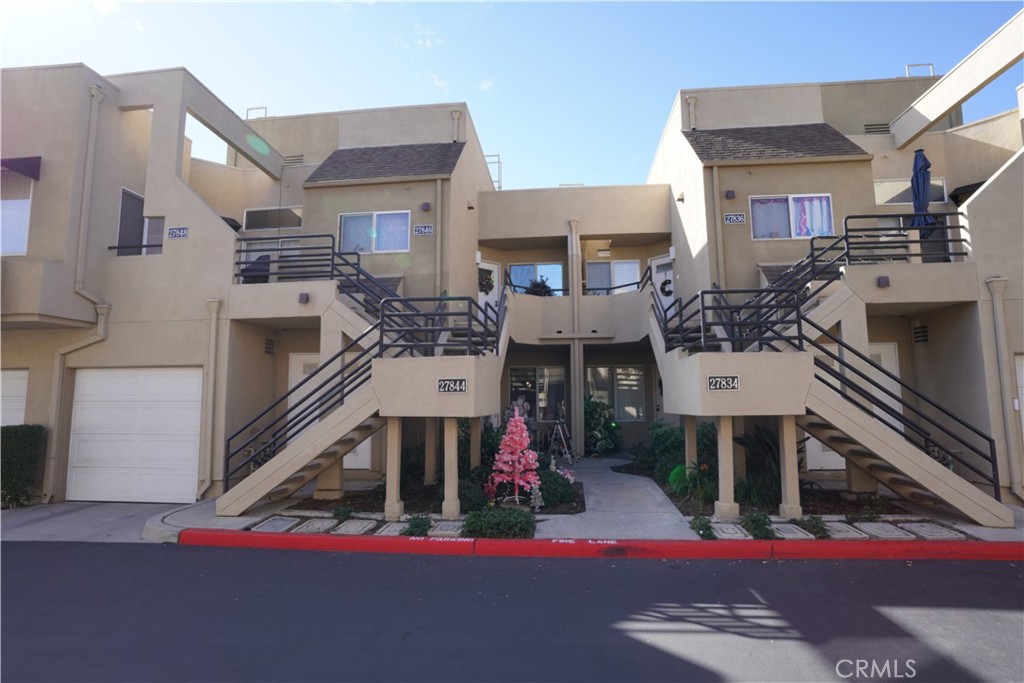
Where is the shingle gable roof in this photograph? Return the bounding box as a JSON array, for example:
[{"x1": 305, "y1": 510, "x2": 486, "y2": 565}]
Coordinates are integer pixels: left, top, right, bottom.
[
  {"x1": 306, "y1": 142, "x2": 466, "y2": 183},
  {"x1": 683, "y1": 124, "x2": 867, "y2": 163}
]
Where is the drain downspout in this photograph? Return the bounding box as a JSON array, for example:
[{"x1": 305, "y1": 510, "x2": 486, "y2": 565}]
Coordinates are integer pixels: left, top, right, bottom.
[
  {"x1": 712, "y1": 165, "x2": 726, "y2": 285},
  {"x1": 74, "y1": 84, "x2": 108, "y2": 306},
  {"x1": 985, "y1": 276, "x2": 1023, "y2": 499},
  {"x1": 196, "y1": 298, "x2": 222, "y2": 498},
  {"x1": 41, "y1": 303, "x2": 111, "y2": 502},
  {"x1": 435, "y1": 178, "x2": 443, "y2": 296}
]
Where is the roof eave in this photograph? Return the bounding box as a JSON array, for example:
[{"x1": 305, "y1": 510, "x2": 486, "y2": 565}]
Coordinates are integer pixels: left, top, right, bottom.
[
  {"x1": 303, "y1": 173, "x2": 451, "y2": 189},
  {"x1": 700, "y1": 153, "x2": 874, "y2": 167}
]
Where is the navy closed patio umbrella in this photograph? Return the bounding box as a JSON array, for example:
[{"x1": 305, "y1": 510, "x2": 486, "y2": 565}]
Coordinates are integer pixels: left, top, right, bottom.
[{"x1": 910, "y1": 148, "x2": 937, "y2": 239}]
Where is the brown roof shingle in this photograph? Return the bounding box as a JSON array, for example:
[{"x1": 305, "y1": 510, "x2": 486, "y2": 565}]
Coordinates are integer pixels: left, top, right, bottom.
[
  {"x1": 306, "y1": 142, "x2": 466, "y2": 183},
  {"x1": 683, "y1": 124, "x2": 867, "y2": 163}
]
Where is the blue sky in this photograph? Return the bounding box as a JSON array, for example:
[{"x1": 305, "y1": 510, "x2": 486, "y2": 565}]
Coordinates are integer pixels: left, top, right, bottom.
[{"x1": 3, "y1": 1, "x2": 1021, "y2": 189}]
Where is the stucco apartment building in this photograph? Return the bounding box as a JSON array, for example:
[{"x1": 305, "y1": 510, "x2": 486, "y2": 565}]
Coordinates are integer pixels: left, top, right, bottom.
[{"x1": 2, "y1": 12, "x2": 1021, "y2": 526}]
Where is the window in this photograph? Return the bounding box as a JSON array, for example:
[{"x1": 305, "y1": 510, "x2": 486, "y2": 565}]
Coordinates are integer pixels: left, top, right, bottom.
[
  {"x1": 586, "y1": 260, "x2": 640, "y2": 295},
  {"x1": 115, "y1": 189, "x2": 163, "y2": 255},
  {"x1": 586, "y1": 366, "x2": 645, "y2": 422},
  {"x1": 751, "y1": 194, "x2": 833, "y2": 240},
  {"x1": 1, "y1": 169, "x2": 32, "y2": 255},
  {"x1": 339, "y1": 211, "x2": 410, "y2": 253},
  {"x1": 509, "y1": 263, "x2": 564, "y2": 294},
  {"x1": 873, "y1": 178, "x2": 947, "y2": 205},
  {"x1": 243, "y1": 206, "x2": 302, "y2": 230},
  {"x1": 509, "y1": 367, "x2": 566, "y2": 422}
]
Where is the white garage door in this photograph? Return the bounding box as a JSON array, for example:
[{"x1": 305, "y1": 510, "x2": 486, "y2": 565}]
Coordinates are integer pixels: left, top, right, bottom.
[{"x1": 67, "y1": 368, "x2": 202, "y2": 503}]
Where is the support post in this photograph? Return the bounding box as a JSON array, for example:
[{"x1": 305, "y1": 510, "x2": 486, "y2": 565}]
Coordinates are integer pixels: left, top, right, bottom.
[
  {"x1": 838, "y1": 308, "x2": 878, "y2": 494},
  {"x1": 384, "y1": 417, "x2": 404, "y2": 521},
  {"x1": 714, "y1": 415, "x2": 740, "y2": 521},
  {"x1": 313, "y1": 448, "x2": 345, "y2": 500},
  {"x1": 778, "y1": 415, "x2": 802, "y2": 518},
  {"x1": 442, "y1": 417, "x2": 461, "y2": 519},
  {"x1": 424, "y1": 417, "x2": 438, "y2": 485}
]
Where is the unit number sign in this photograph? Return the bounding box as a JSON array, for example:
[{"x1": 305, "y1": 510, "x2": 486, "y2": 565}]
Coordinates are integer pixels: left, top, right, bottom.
[
  {"x1": 437, "y1": 378, "x2": 467, "y2": 393},
  {"x1": 707, "y1": 375, "x2": 740, "y2": 392}
]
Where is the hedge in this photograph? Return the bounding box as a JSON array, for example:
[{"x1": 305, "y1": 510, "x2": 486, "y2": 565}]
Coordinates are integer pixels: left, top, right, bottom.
[{"x1": 1, "y1": 425, "x2": 46, "y2": 507}]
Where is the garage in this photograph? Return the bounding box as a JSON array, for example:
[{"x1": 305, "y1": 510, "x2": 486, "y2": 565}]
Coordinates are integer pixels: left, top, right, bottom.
[{"x1": 67, "y1": 368, "x2": 202, "y2": 504}]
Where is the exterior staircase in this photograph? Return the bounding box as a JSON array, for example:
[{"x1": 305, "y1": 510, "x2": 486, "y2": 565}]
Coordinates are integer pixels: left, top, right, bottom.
[{"x1": 648, "y1": 214, "x2": 1013, "y2": 527}]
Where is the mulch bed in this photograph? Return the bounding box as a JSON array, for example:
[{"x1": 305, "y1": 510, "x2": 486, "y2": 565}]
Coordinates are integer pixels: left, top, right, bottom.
[{"x1": 289, "y1": 480, "x2": 586, "y2": 515}]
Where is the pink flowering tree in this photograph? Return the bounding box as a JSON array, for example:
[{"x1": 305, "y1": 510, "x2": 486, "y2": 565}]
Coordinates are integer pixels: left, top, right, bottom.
[{"x1": 490, "y1": 407, "x2": 541, "y2": 503}]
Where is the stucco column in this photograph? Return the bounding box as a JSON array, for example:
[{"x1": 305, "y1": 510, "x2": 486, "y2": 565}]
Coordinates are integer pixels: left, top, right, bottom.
[
  {"x1": 568, "y1": 219, "x2": 586, "y2": 455},
  {"x1": 685, "y1": 415, "x2": 698, "y2": 468},
  {"x1": 470, "y1": 417, "x2": 482, "y2": 470},
  {"x1": 424, "y1": 417, "x2": 438, "y2": 485},
  {"x1": 442, "y1": 417, "x2": 461, "y2": 519},
  {"x1": 838, "y1": 306, "x2": 878, "y2": 494},
  {"x1": 986, "y1": 276, "x2": 1023, "y2": 498},
  {"x1": 778, "y1": 415, "x2": 802, "y2": 518},
  {"x1": 314, "y1": 455, "x2": 345, "y2": 501},
  {"x1": 384, "y1": 417, "x2": 404, "y2": 521},
  {"x1": 714, "y1": 415, "x2": 740, "y2": 521}
]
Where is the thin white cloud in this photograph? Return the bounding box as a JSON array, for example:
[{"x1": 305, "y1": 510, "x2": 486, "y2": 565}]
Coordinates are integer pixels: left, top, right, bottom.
[
  {"x1": 431, "y1": 74, "x2": 449, "y2": 92},
  {"x1": 415, "y1": 24, "x2": 445, "y2": 50},
  {"x1": 133, "y1": 18, "x2": 144, "y2": 32},
  {"x1": 93, "y1": 0, "x2": 118, "y2": 15},
  {"x1": 478, "y1": 79, "x2": 496, "y2": 92}
]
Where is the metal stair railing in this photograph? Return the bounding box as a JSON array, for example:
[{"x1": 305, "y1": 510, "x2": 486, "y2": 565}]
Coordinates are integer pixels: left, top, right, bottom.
[
  {"x1": 798, "y1": 315, "x2": 1000, "y2": 500},
  {"x1": 380, "y1": 295, "x2": 504, "y2": 356},
  {"x1": 223, "y1": 322, "x2": 381, "y2": 491}
]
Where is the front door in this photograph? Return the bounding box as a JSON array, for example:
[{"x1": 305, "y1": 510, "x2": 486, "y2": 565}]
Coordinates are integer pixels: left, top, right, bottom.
[
  {"x1": 805, "y1": 342, "x2": 902, "y2": 470},
  {"x1": 649, "y1": 254, "x2": 676, "y2": 312},
  {"x1": 478, "y1": 261, "x2": 501, "y2": 311}
]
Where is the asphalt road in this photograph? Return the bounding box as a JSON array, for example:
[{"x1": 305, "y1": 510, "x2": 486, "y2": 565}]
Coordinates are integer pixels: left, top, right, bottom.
[{"x1": 2, "y1": 542, "x2": 1021, "y2": 683}]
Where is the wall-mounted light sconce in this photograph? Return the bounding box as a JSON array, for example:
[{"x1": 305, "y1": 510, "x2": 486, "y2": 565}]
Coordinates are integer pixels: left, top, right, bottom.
[
  {"x1": 467, "y1": 200, "x2": 475, "y2": 210},
  {"x1": 724, "y1": 190, "x2": 736, "y2": 200},
  {"x1": 676, "y1": 192, "x2": 685, "y2": 203},
  {"x1": 298, "y1": 292, "x2": 310, "y2": 304},
  {"x1": 669, "y1": 246, "x2": 676, "y2": 259},
  {"x1": 475, "y1": 251, "x2": 482, "y2": 265},
  {"x1": 420, "y1": 202, "x2": 431, "y2": 211},
  {"x1": 876, "y1": 276, "x2": 890, "y2": 288}
]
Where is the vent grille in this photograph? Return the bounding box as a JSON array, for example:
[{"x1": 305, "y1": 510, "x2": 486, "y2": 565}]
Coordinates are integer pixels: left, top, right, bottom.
[
  {"x1": 284, "y1": 154, "x2": 304, "y2": 166},
  {"x1": 864, "y1": 123, "x2": 891, "y2": 135},
  {"x1": 264, "y1": 338, "x2": 276, "y2": 355}
]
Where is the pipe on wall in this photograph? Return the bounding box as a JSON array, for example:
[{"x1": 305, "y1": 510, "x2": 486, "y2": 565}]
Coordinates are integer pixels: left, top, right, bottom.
[
  {"x1": 985, "y1": 276, "x2": 1023, "y2": 499},
  {"x1": 73, "y1": 84, "x2": 108, "y2": 306},
  {"x1": 435, "y1": 178, "x2": 443, "y2": 296},
  {"x1": 712, "y1": 165, "x2": 726, "y2": 286},
  {"x1": 41, "y1": 303, "x2": 111, "y2": 502},
  {"x1": 196, "y1": 298, "x2": 222, "y2": 499}
]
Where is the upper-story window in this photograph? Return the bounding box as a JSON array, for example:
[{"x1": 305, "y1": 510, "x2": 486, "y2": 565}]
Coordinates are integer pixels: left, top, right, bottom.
[
  {"x1": 509, "y1": 262, "x2": 565, "y2": 295},
  {"x1": 243, "y1": 206, "x2": 302, "y2": 231},
  {"x1": 340, "y1": 211, "x2": 410, "y2": 254},
  {"x1": 115, "y1": 188, "x2": 163, "y2": 256},
  {"x1": 586, "y1": 260, "x2": 640, "y2": 295},
  {"x1": 1, "y1": 169, "x2": 32, "y2": 255},
  {"x1": 751, "y1": 194, "x2": 833, "y2": 240}
]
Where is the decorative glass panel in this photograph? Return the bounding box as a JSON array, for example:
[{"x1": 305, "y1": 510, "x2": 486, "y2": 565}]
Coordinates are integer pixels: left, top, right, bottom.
[
  {"x1": 341, "y1": 214, "x2": 373, "y2": 253},
  {"x1": 375, "y1": 211, "x2": 410, "y2": 252}
]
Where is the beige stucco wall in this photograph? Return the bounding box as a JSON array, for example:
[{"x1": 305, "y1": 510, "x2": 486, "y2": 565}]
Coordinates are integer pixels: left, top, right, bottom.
[{"x1": 716, "y1": 159, "x2": 877, "y2": 290}]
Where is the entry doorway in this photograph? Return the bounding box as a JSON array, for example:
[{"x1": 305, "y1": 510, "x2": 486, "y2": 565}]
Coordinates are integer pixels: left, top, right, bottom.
[
  {"x1": 649, "y1": 254, "x2": 676, "y2": 312},
  {"x1": 805, "y1": 343, "x2": 902, "y2": 470},
  {"x1": 478, "y1": 261, "x2": 501, "y2": 312}
]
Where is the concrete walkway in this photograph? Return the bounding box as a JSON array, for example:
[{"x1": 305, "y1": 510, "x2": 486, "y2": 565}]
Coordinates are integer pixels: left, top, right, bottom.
[
  {"x1": 1, "y1": 502, "x2": 179, "y2": 543},
  {"x1": 535, "y1": 457, "x2": 699, "y2": 540}
]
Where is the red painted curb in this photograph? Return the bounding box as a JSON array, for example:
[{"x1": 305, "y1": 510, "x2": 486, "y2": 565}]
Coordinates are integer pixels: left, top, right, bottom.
[
  {"x1": 177, "y1": 528, "x2": 1023, "y2": 561},
  {"x1": 178, "y1": 529, "x2": 476, "y2": 556},
  {"x1": 474, "y1": 538, "x2": 774, "y2": 559}
]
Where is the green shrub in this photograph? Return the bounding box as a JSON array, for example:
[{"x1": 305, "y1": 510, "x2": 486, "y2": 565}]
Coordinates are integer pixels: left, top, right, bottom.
[
  {"x1": 667, "y1": 464, "x2": 689, "y2": 495},
  {"x1": 1, "y1": 425, "x2": 45, "y2": 507},
  {"x1": 740, "y1": 510, "x2": 779, "y2": 540},
  {"x1": 649, "y1": 421, "x2": 685, "y2": 484},
  {"x1": 462, "y1": 507, "x2": 536, "y2": 539},
  {"x1": 696, "y1": 421, "x2": 718, "y2": 469},
  {"x1": 792, "y1": 515, "x2": 830, "y2": 539},
  {"x1": 690, "y1": 515, "x2": 717, "y2": 540},
  {"x1": 401, "y1": 515, "x2": 432, "y2": 536},
  {"x1": 584, "y1": 396, "x2": 620, "y2": 456},
  {"x1": 537, "y1": 469, "x2": 573, "y2": 507},
  {"x1": 332, "y1": 505, "x2": 354, "y2": 523},
  {"x1": 435, "y1": 478, "x2": 488, "y2": 513},
  {"x1": 629, "y1": 441, "x2": 657, "y2": 473}
]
